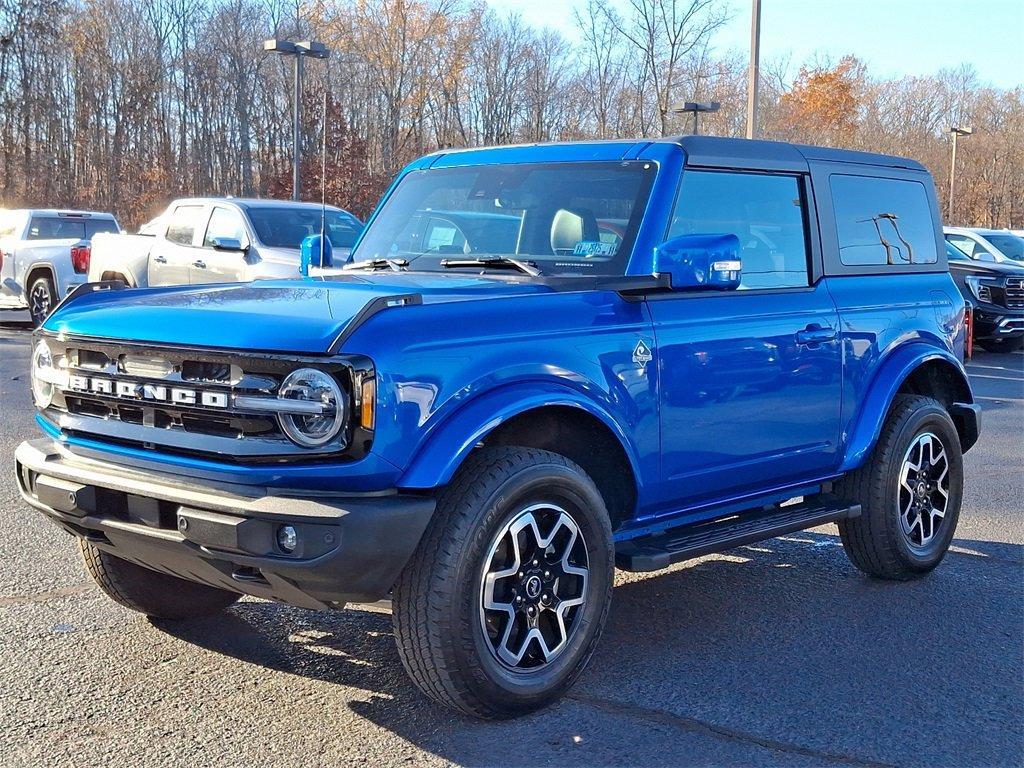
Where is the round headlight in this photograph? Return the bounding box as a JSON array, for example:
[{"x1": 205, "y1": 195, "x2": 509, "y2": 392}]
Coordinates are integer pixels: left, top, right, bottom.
[
  {"x1": 30, "y1": 339, "x2": 55, "y2": 408},
  {"x1": 278, "y1": 368, "x2": 346, "y2": 448}
]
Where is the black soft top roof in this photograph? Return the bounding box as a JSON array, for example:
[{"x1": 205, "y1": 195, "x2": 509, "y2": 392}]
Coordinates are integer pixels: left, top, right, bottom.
[{"x1": 663, "y1": 135, "x2": 926, "y2": 173}]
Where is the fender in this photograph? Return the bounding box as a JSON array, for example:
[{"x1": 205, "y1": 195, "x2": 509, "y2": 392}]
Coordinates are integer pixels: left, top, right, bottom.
[
  {"x1": 23, "y1": 261, "x2": 57, "y2": 294},
  {"x1": 109, "y1": 263, "x2": 142, "y2": 288},
  {"x1": 397, "y1": 381, "x2": 643, "y2": 491},
  {"x1": 839, "y1": 343, "x2": 973, "y2": 472}
]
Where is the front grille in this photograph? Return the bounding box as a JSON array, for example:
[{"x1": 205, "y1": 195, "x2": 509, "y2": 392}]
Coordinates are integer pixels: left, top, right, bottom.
[
  {"x1": 38, "y1": 336, "x2": 371, "y2": 462},
  {"x1": 1005, "y1": 277, "x2": 1024, "y2": 309}
]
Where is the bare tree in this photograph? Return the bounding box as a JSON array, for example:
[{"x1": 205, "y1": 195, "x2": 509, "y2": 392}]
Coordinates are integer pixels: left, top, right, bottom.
[
  {"x1": 0, "y1": 0, "x2": 1019, "y2": 230},
  {"x1": 612, "y1": 0, "x2": 730, "y2": 136}
]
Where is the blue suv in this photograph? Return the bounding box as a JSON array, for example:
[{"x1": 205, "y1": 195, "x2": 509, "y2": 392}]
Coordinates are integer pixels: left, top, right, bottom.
[{"x1": 16, "y1": 137, "x2": 979, "y2": 718}]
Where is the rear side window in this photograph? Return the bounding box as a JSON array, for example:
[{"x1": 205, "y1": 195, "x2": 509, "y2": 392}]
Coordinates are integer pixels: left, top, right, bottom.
[
  {"x1": 165, "y1": 205, "x2": 204, "y2": 246},
  {"x1": 668, "y1": 170, "x2": 810, "y2": 290},
  {"x1": 831, "y1": 176, "x2": 937, "y2": 266}
]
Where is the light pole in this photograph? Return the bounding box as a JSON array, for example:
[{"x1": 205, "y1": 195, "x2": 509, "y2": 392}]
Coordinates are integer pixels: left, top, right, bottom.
[
  {"x1": 264, "y1": 39, "x2": 330, "y2": 201},
  {"x1": 745, "y1": 0, "x2": 761, "y2": 139},
  {"x1": 673, "y1": 102, "x2": 721, "y2": 135},
  {"x1": 947, "y1": 125, "x2": 972, "y2": 221}
]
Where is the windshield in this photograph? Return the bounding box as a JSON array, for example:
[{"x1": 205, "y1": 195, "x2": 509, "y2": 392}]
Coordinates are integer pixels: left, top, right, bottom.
[
  {"x1": 351, "y1": 161, "x2": 657, "y2": 276},
  {"x1": 248, "y1": 208, "x2": 363, "y2": 249},
  {"x1": 986, "y1": 234, "x2": 1024, "y2": 262}
]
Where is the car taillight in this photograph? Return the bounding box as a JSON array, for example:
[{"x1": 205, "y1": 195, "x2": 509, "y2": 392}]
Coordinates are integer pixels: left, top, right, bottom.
[{"x1": 70, "y1": 243, "x2": 90, "y2": 274}]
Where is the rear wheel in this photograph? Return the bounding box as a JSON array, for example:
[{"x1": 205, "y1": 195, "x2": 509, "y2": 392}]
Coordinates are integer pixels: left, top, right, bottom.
[
  {"x1": 392, "y1": 446, "x2": 614, "y2": 719},
  {"x1": 28, "y1": 274, "x2": 55, "y2": 327},
  {"x1": 836, "y1": 395, "x2": 963, "y2": 580},
  {"x1": 79, "y1": 540, "x2": 241, "y2": 619}
]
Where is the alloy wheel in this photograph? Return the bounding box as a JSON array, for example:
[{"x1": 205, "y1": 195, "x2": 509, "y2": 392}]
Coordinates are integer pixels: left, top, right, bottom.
[
  {"x1": 479, "y1": 503, "x2": 589, "y2": 671},
  {"x1": 30, "y1": 281, "x2": 52, "y2": 325},
  {"x1": 897, "y1": 432, "x2": 950, "y2": 552}
]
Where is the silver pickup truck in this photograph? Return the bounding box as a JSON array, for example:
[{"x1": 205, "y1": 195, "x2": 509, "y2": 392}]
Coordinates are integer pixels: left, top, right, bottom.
[
  {"x1": 88, "y1": 198, "x2": 362, "y2": 287},
  {"x1": 0, "y1": 209, "x2": 120, "y2": 326}
]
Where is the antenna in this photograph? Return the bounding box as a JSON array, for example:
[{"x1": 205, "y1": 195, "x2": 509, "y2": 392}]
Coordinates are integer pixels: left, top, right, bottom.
[{"x1": 320, "y1": 87, "x2": 327, "y2": 268}]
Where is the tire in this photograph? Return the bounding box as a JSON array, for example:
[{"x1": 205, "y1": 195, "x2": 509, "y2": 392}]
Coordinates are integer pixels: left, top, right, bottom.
[
  {"x1": 78, "y1": 540, "x2": 241, "y2": 619},
  {"x1": 980, "y1": 337, "x2": 1023, "y2": 353},
  {"x1": 392, "y1": 446, "x2": 614, "y2": 719},
  {"x1": 27, "y1": 274, "x2": 56, "y2": 327},
  {"x1": 835, "y1": 395, "x2": 963, "y2": 580}
]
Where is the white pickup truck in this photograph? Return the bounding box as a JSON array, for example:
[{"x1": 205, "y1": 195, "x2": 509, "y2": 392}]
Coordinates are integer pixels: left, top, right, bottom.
[
  {"x1": 0, "y1": 209, "x2": 121, "y2": 326},
  {"x1": 88, "y1": 197, "x2": 362, "y2": 288}
]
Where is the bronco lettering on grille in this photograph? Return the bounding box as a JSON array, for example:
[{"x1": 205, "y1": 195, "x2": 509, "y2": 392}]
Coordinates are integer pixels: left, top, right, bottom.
[{"x1": 66, "y1": 375, "x2": 229, "y2": 409}]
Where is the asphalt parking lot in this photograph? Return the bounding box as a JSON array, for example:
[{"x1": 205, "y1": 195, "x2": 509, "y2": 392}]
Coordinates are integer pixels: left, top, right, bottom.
[{"x1": 1, "y1": 315, "x2": 1021, "y2": 768}]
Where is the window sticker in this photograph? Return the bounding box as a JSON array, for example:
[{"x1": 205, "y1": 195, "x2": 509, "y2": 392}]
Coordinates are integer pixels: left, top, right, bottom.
[{"x1": 573, "y1": 240, "x2": 617, "y2": 257}]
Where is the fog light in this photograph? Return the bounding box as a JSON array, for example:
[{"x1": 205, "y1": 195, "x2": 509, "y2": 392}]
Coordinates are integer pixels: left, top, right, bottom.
[{"x1": 277, "y1": 525, "x2": 298, "y2": 554}]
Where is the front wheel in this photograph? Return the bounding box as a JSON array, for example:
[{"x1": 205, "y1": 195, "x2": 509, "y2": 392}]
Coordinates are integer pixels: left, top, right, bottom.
[
  {"x1": 79, "y1": 540, "x2": 241, "y2": 619},
  {"x1": 836, "y1": 395, "x2": 963, "y2": 580},
  {"x1": 392, "y1": 446, "x2": 614, "y2": 719}
]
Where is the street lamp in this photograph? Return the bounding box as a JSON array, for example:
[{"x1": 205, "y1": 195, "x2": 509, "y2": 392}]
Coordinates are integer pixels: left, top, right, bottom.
[
  {"x1": 745, "y1": 0, "x2": 761, "y2": 139},
  {"x1": 948, "y1": 125, "x2": 972, "y2": 222},
  {"x1": 673, "y1": 102, "x2": 721, "y2": 136},
  {"x1": 264, "y1": 38, "x2": 330, "y2": 201}
]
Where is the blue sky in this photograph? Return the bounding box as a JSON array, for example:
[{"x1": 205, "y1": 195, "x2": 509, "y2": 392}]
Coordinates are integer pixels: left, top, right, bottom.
[{"x1": 486, "y1": 0, "x2": 1024, "y2": 89}]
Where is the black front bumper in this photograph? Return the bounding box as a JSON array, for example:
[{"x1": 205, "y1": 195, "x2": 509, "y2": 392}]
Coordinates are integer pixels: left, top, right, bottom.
[
  {"x1": 972, "y1": 305, "x2": 1024, "y2": 341},
  {"x1": 15, "y1": 439, "x2": 435, "y2": 609}
]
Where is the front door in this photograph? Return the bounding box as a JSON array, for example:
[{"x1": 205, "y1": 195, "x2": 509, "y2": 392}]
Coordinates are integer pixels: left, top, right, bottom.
[
  {"x1": 150, "y1": 204, "x2": 205, "y2": 286},
  {"x1": 195, "y1": 206, "x2": 250, "y2": 283},
  {"x1": 647, "y1": 169, "x2": 842, "y2": 511}
]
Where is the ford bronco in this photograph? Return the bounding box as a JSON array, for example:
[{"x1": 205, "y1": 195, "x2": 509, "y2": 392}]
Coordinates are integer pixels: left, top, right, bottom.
[{"x1": 16, "y1": 137, "x2": 979, "y2": 719}]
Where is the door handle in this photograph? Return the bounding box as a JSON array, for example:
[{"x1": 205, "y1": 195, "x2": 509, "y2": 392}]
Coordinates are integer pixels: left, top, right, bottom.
[
  {"x1": 796, "y1": 324, "x2": 838, "y2": 345},
  {"x1": 153, "y1": 255, "x2": 167, "y2": 264},
  {"x1": 192, "y1": 260, "x2": 207, "y2": 269}
]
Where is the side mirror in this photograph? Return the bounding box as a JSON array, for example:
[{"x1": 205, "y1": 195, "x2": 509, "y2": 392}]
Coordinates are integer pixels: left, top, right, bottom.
[
  {"x1": 300, "y1": 233, "x2": 333, "y2": 276},
  {"x1": 210, "y1": 236, "x2": 247, "y2": 252},
  {"x1": 654, "y1": 233, "x2": 742, "y2": 291}
]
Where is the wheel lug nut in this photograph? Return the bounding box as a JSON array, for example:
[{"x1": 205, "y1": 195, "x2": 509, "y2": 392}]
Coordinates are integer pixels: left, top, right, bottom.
[
  {"x1": 544, "y1": 570, "x2": 551, "y2": 579},
  {"x1": 541, "y1": 593, "x2": 550, "y2": 604},
  {"x1": 532, "y1": 559, "x2": 539, "y2": 567}
]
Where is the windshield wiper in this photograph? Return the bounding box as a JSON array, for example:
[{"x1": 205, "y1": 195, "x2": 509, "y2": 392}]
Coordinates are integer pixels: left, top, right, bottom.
[
  {"x1": 343, "y1": 258, "x2": 409, "y2": 272},
  {"x1": 440, "y1": 255, "x2": 541, "y2": 277}
]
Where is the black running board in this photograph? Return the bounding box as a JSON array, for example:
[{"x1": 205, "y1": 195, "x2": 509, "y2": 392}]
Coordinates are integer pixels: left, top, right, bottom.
[{"x1": 616, "y1": 494, "x2": 861, "y2": 572}]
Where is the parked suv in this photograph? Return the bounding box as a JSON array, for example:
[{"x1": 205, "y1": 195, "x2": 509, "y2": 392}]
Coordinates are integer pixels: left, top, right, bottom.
[
  {"x1": 947, "y1": 241, "x2": 1024, "y2": 352},
  {"x1": 0, "y1": 209, "x2": 120, "y2": 326},
  {"x1": 16, "y1": 137, "x2": 978, "y2": 719},
  {"x1": 944, "y1": 226, "x2": 1024, "y2": 265}
]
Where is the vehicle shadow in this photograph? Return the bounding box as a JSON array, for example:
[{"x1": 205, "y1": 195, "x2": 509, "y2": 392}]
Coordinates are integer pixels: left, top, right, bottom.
[{"x1": 156, "y1": 530, "x2": 1023, "y2": 767}]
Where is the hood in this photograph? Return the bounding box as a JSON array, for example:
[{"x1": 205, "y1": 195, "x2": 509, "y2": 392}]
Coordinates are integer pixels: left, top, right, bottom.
[
  {"x1": 44, "y1": 273, "x2": 554, "y2": 354},
  {"x1": 949, "y1": 258, "x2": 1024, "y2": 277}
]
